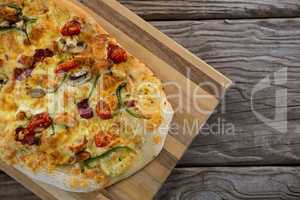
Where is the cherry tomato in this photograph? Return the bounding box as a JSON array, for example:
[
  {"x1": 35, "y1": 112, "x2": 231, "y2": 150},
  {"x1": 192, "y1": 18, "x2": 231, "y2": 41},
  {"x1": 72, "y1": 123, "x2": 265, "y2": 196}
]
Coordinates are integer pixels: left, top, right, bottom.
[
  {"x1": 107, "y1": 44, "x2": 127, "y2": 64},
  {"x1": 27, "y1": 112, "x2": 52, "y2": 133},
  {"x1": 60, "y1": 20, "x2": 81, "y2": 36}
]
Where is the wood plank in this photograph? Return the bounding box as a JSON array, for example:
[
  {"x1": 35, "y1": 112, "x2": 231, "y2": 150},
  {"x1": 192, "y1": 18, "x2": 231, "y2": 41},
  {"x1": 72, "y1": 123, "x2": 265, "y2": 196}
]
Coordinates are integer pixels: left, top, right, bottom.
[
  {"x1": 0, "y1": 1, "x2": 231, "y2": 200},
  {"x1": 155, "y1": 167, "x2": 300, "y2": 200},
  {"x1": 118, "y1": 0, "x2": 300, "y2": 20},
  {"x1": 0, "y1": 172, "x2": 39, "y2": 200},
  {"x1": 147, "y1": 19, "x2": 300, "y2": 166},
  {"x1": 4, "y1": 166, "x2": 300, "y2": 200}
]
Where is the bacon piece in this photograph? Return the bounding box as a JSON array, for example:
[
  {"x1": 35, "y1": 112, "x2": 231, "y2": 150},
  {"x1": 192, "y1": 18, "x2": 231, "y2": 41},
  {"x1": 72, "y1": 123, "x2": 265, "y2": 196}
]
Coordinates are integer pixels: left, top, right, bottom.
[
  {"x1": 60, "y1": 20, "x2": 81, "y2": 36},
  {"x1": 94, "y1": 133, "x2": 114, "y2": 148},
  {"x1": 27, "y1": 112, "x2": 52, "y2": 133},
  {"x1": 107, "y1": 44, "x2": 127, "y2": 64},
  {"x1": 33, "y1": 48, "x2": 54, "y2": 63},
  {"x1": 55, "y1": 59, "x2": 80, "y2": 74},
  {"x1": 96, "y1": 100, "x2": 112, "y2": 120}
]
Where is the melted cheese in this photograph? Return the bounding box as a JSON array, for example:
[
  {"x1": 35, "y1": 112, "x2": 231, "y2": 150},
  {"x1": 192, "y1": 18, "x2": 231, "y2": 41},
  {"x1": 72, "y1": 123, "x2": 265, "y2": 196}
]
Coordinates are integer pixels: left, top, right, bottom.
[{"x1": 0, "y1": 0, "x2": 167, "y2": 187}]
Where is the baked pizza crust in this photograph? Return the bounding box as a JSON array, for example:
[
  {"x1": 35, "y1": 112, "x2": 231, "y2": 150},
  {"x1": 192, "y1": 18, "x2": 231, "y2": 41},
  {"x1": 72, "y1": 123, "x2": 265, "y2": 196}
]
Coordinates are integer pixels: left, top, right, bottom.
[
  {"x1": 15, "y1": 98, "x2": 173, "y2": 192},
  {"x1": 0, "y1": 0, "x2": 174, "y2": 192}
]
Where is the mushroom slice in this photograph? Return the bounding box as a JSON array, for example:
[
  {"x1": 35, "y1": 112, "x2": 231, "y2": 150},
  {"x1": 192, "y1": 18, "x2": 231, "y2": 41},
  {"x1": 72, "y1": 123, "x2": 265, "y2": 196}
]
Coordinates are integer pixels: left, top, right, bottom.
[{"x1": 67, "y1": 67, "x2": 92, "y2": 86}]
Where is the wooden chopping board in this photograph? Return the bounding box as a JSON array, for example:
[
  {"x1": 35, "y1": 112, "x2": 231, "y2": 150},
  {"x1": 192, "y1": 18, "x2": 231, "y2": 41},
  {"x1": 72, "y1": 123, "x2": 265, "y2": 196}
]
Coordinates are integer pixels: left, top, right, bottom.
[{"x1": 0, "y1": 0, "x2": 232, "y2": 199}]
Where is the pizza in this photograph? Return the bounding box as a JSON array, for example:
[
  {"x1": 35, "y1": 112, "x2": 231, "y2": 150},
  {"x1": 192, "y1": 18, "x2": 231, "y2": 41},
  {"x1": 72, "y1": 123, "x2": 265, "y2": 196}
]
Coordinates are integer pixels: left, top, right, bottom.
[{"x1": 0, "y1": 0, "x2": 173, "y2": 192}]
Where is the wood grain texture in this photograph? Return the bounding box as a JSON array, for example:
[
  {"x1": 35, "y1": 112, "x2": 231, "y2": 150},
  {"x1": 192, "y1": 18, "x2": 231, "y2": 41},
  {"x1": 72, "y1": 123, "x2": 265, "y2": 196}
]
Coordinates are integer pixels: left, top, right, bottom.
[
  {"x1": 3, "y1": 167, "x2": 300, "y2": 200},
  {"x1": 149, "y1": 18, "x2": 300, "y2": 166},
  {"x1": 2, "y1": 16, "x2": 300, "y2": 200},
  {"x1": 2, "y1": 1, "x2": 300, "y2": 200},
  {"x1": 0, "y1": 172, "x2": 39, "y2": 200},
  {"x1": 0, "y1": 1, "x2": 230, "y2": 200},
  {"x1": 119, "y1": 0, "x2": 300, "y2": 20},
  {"x1": 155, "y1": 167, "x2": 300, "y2": 200}
]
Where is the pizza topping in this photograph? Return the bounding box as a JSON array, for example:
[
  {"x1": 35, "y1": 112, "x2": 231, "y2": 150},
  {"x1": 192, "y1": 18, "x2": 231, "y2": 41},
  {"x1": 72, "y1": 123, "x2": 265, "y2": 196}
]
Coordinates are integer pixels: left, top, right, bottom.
[
  {"x1": 124, "y1": 99, "x2": 137, "y2": 107},
  {"x1": 76, "y1": 151, "x2": 91, "y2": 161},
  {"x1": 84, "y1": 146, "x2": 135, "y2": 171},
  {"x1": 15, "y1": 126, "x2": 40, "y2": 145},
  {"x1": 54, "y1": 113, "x2": 77, "y2": 128},
  {"x1": 18, "y1": 55, "x2": 34, "y2": 68},
  {"x1": 0, "y1": 73, "x2": 8, "y2": 88},
  {"x1": 70, "y1": 137, "x2": 88, "y2": 153},
  {"x1": 16, "y1": 49, "x2": 53, "y2": 70},
  {"x1": 0, "y1": 59, "x2": 3, "y2": 68},
  {"x1": 13, "y1": 67, "x2": 33, "y2": 81},
  {"x1": 67, "y1": 68, "x2": 92, "y2": 86},
  {"x1": 77, "y1": 99, "x2": 94, "y2": 119},
  {"x1": 107, "y1": 44, "x2": 127, "y2": 64},
  {"x1": 27, "y1": 88, "x2": 46, "y2": 98},
  {"x1": 27, "y1": 112, "x2": 52, "y2": 133},
  {"x1": 96, "y1": 100, "x2": 112, "y2": 120},
  {"x1": 102, "y1": 74, "x2": 119, "y2": 90},
  {"x1": 46, "y1": 74, "x2": 67, "y2": 93},
  {"x1": 33, "y1": 48, "x2": 54, "y2": 63},
  {"x1": 60, "y1": 19, "x2": 81, "y2": 36},
  {"x1": 0, "y1": 4, "x2": 21, "y2": 23},
  {"x1": 125, "y1": 107, "x2": 150, "y2": 119},
  {"x1": 0, "y1": 4, "x2": 37, "y2": 44},
  {"x1": 16, "y1": 111, "x2": 27, "y2": 120},
  {"x1": 115, "y1": 82, "x2": 150, "y2": 119},
  {"x1": 57, "y1": 37, "x2": 87, "y2": 54},
  {"x1": 95, "y1": 132, "x2": 114, "y2": 148},
  {"x1": 55, "y1": 58, "x2": 80, "y2": 74},
  {"x1": 55, "y1": 56, "x2": 93, "y2": 74}
]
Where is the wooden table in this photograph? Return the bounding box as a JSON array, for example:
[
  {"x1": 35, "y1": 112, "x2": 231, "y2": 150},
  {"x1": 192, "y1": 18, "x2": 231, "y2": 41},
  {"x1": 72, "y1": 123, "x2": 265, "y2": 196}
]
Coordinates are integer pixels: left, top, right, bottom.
[{"x1": 1, "y1": 0, "x2": 300, "y2": 199}]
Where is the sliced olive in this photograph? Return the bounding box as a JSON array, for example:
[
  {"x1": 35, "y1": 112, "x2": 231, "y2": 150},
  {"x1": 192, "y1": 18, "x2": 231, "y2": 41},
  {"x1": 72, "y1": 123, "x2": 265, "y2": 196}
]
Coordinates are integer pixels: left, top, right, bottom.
[{"x1": 27, "y1": 88, "x2": 46, "y2": 98}]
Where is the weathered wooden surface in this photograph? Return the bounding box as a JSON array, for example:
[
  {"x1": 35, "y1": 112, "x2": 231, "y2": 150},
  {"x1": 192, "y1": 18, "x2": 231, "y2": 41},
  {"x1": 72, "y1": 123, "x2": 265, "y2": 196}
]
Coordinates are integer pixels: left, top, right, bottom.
[
  {"x1": 119, "y1": 0, "x2": 300, "y2": 20},
  {"x1": 155, "y1": 167, "x2": 300, "y2": 200},
  {"x1": 3, "y1": 167, "x2": 300, "y2": 200},
  {"x1": 2, "y1": 0, "x2": 300, "y2": 200},
  {"x1": 152, "y1": 19, "x2": 300, "y2": 166},
  {"x1": 0, "y1": 172, "x2": 39, "y2": 200}
]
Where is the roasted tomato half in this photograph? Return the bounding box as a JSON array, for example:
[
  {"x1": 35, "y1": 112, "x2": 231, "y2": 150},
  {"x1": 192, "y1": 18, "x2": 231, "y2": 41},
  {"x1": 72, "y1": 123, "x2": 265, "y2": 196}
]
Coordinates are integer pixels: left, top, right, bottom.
[
  {"x1": 107, "y1": 44, "x2": 127, "y2": 64},
  {"x1": 60, "y1": 20, "x2": 81, "y2": 36},
  {"x1": 27, "y1": 112, "x2": 52, "y2": 133}
]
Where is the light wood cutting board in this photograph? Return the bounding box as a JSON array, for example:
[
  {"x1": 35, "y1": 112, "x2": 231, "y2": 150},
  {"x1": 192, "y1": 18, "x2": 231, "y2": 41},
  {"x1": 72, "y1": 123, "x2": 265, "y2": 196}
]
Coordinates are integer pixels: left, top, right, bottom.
[{"x1": 0, "y1": 0, "x2": 232, "y2": 199}]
